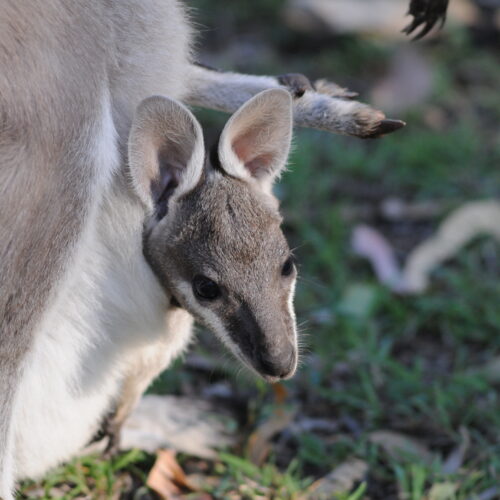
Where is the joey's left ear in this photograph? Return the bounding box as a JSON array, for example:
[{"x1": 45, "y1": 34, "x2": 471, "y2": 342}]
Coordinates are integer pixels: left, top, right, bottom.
[
  {"x1": 128, "y1": 95, "x2": 205, "y2": 216},
  {"x1": 218, "y1": 89, "x2": 293, "y2": 192}
]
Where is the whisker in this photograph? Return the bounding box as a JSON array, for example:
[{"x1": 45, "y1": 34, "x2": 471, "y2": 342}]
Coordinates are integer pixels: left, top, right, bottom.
[
  {"x1": 296, "y1": 274, "x2": 328, "y2": 289},
  {"x1": 290, "y1": 243, "x2": 308, "y2": 254}
]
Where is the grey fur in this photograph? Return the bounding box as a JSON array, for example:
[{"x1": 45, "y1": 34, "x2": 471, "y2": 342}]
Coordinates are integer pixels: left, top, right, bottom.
[
  {"x1": 0, "y1": 0, "x2": 112, "y2": 483},
  {"x1": 145, "y1": 170, "x2": 297, "y2": 379},
  {"x1": 0, "y1": 0, "x2": 191, "y2": 492},
  {"x1": 129, "y1": 92, "x2": 298, "y2": 384}
]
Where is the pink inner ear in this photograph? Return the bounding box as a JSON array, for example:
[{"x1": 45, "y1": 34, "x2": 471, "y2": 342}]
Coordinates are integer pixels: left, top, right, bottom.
[
  {"x1": 233, "y1": 130, "x2": 275, "y2": 178},
  {"x1": 233, "y1": 131, "x2": 257, "y2": 164},
  {"x1": 245, "y1": 153, "x2": 275, "y2": 178}
]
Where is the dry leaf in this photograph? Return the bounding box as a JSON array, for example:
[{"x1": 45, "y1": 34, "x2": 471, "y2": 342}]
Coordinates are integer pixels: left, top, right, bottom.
[
  {"x1": 401, "y1": 201, "x2": 500, "y2": 293},
  {"x1": 247, "y1": 383, "x2": 296, "y2": 465},
  {"x1": 146, "y1": 449, "x2": 196, "y2": 500},
  {"x1": 273, "y1": 382, "x2": 288, "y2": 405},
  {"x1": 352, "y1": 225, "x2": 402, "y2": 289},
  {"x1": 247, "y1": 408, "x2": 296, "y2": 466},
  {"x1": 119, "y1": 395, "x2": 236, "y2": 458},
  {"x1": 353, "y1": 201, "x2": 500, "y2": 295},
  {"x1": 303, "y1": 458, "x2": 368, "y2": 500},
  {"x1": 428, "y1": 482, "x2": 458, "y2": 500},
  {"x1": 369, "y1": 430, "x2": 435, "y2": 464}
]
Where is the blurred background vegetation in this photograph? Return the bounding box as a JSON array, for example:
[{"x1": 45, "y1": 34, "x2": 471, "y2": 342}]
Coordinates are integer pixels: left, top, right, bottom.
[{"x1": 20, "y1": 1, "x2": 500, "y2": 498}]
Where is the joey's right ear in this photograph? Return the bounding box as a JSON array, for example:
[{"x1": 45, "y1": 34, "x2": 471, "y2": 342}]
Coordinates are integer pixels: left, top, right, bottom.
[
  {"x1": 128, "y1": 95, "x2": 204, "y2": 217},
  {"x1": 217, "y1": 88, "x2": 293, "y2": 194}
]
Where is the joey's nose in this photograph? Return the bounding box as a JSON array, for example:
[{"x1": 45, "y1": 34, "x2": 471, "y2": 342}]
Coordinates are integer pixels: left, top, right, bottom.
[{"x1": 257, "y1": 349, "x2": 297, "y2": 380}]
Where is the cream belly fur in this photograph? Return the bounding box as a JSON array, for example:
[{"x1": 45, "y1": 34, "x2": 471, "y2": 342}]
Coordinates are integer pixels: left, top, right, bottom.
[{"x1": 12, "y1": 173, "x2": 192, "y2": 479}]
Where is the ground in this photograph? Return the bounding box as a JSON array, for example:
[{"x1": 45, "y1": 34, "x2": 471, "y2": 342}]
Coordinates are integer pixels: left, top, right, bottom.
[{"x1": 18, "y1": 2, "x2": 500, "y2": 499}]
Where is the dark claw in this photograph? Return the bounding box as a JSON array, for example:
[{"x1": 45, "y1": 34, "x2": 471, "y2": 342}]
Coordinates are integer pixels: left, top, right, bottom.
[
  {"x1": 403, "y1": 15, "x2": 442, "y2": 40},
  {"x1": 102, "y1": 423, "x2": 122, "y2": 459},
  {"x1": 277, "y1": 73, "x2": 315, "y2": 98},
  {"x1": 364, "y1": 119, "x2": 406, "y2": 139},
  {"x1": 87, "y1": 407, "x2": 122, "y2": 458},
  {"x1": 403, "y1": 0, "x2": 449, "y2": 39}
]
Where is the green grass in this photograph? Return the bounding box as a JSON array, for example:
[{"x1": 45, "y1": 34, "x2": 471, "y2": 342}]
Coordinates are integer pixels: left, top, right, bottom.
[
  {"x1": 18, "y1": 12, "x2": 500, "y2": 500},
  {"x1": 18, "y1": 450, "x2": 149, "y2": 499}
]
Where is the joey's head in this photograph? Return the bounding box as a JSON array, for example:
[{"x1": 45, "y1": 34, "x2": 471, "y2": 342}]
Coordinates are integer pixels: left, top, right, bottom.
[{"x1": 129, "y1": 89, "x2": 297, "y2": 381}]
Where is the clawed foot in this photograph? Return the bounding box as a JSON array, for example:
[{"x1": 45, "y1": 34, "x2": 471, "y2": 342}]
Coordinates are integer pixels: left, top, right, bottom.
[
  {"x1": 277, "y1": 72, "x2": 406, "y2": 138},
  {"x1": 102, "y1": 423, "x2": 122, "y2": 460},
  {"x1": 349, "y1": 104, "x2": 406, "y2": 139},
  {"x1": 403, "y1": 0, "x2": 449, "y2": 39},
  {"x1": 277, "y1": 73, "x2": 315, "y2": 98},
  {"x1": 88, "y1": 410, "x2": 123, "y2": 459},
  {"x1": 278, "y1": 73, "x2": 359, "y2": 99},
  {"x1": 313, "y1": 78, "x2": 406, "y2": 138}
]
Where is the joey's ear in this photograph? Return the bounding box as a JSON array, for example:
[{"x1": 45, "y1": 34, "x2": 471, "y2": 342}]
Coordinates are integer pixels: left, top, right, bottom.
[
  {"x1": 218, "y1": 89, "x2": 293, "y2": 192},
  {"x1": 128, "y1": 95, "x2": 204, "y2": 215}
]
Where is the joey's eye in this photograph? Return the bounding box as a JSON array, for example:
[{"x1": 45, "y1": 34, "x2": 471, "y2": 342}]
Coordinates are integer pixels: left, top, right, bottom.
[
  {"x1": 281, "y1": 256, "x2": 295, "y2": 277},
  {"x1": 192, "y1": 275, "x2": 221, "y2": 301}
]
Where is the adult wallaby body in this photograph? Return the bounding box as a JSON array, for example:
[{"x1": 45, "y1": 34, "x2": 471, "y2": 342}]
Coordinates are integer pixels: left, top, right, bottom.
[
  {"x1": 0, "y1": 1, "x2": 402, "y2": 497},
  {"x1": 9, "y1": 86, "x2": 297, "y2": 493}
]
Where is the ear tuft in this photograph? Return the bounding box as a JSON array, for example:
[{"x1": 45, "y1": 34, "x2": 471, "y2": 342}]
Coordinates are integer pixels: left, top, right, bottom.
[
  {"x1": 218, "y1": 89, "x2": 293, "y2": 192},
  {"x1": 128, "y1": 96, "x2": 205, "y2": 214}
]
